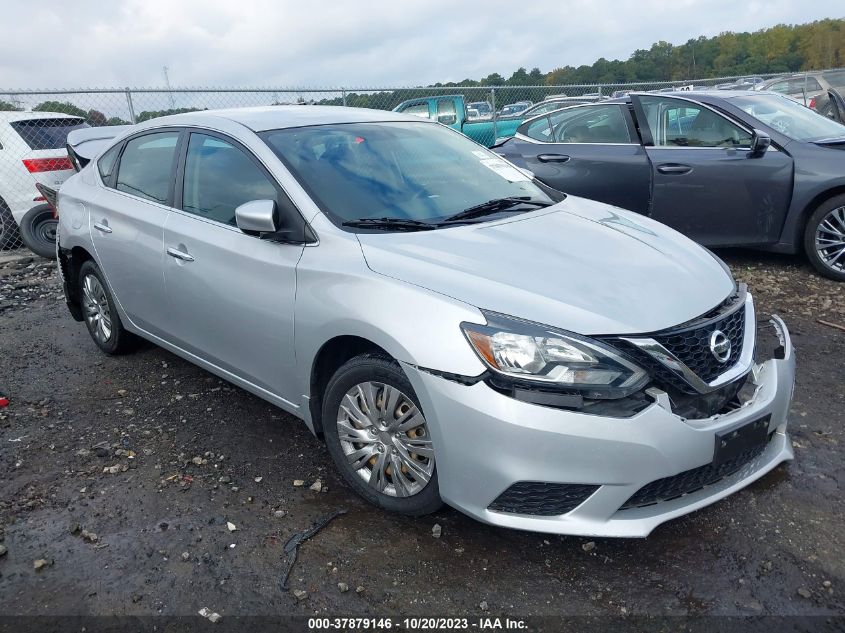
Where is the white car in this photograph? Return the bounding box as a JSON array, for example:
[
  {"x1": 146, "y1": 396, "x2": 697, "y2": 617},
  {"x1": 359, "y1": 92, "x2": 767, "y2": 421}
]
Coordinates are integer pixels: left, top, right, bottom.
[{"x1": 0, "y1": 111, "x2": 87, "y2": 256}]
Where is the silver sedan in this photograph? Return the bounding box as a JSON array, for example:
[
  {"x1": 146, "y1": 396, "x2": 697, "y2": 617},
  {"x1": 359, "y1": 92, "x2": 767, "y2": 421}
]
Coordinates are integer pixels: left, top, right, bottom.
[{"x1": 56, "y1": 106, "x2": 795, "y2": 536}]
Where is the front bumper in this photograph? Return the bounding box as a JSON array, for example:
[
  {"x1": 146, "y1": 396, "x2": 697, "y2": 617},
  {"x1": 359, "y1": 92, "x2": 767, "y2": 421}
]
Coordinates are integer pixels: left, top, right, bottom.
[{"x1": 403, "y1": 317, "x2": 795, "y2": 538}]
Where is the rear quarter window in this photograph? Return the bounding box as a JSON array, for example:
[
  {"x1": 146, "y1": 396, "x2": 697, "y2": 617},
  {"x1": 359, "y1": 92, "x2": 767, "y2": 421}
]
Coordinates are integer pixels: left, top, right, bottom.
[
  {"x1": 97, "y1": 144, "x2": 122, "y2": 184},
  {"x1": 10, "y1": 118, "x2": 88, "y2": 150}
]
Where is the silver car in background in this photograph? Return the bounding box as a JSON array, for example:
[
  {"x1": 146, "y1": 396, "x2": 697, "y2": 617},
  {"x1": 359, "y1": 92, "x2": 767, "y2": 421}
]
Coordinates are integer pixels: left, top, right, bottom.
[{"x1": 56, "y1": 106, "x2": 795, "y2": 537}]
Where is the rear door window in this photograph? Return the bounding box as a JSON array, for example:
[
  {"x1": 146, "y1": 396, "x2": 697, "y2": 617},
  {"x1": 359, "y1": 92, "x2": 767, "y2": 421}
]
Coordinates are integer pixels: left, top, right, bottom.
[
  {"x1": 521, "y1": 116, "x2": 553, "y2": 141},
  {"x1": 10, "y1": 118, "x2": 88, "y2": 150},
  {"x1": 548, "y1": 105, "x2": 631, "y2": 143},
  {"x1": 115, "y1": 132, "x2": 180, "y2": 204}
]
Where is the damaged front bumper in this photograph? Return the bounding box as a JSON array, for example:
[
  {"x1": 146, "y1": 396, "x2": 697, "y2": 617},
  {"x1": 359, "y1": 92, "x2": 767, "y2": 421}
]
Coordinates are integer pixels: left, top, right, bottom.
[{"x1": 403, "y1": 316, "x2": 795, "y2": 538}]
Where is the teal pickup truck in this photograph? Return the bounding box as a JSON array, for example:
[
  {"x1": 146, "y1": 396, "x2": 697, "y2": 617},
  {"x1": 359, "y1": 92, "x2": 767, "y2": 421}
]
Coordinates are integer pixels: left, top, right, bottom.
[
  {"x1": 392, "y1": 94, "x2": 600, "y2": 147},
  {"x1": 392, "y1": 95, "x2": 522, "y2": 147}
]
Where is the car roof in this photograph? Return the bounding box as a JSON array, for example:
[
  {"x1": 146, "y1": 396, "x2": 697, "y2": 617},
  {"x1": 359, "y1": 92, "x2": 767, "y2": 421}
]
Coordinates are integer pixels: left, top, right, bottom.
[
  {"x1": 151, "y1": 105, "x2": 429, "y2": 132},
  {"x1": 0, "y1": 110, "x2": 86, "y2": 123}
]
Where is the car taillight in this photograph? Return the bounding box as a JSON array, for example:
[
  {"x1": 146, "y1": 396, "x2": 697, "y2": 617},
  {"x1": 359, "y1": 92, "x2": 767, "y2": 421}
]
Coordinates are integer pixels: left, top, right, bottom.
[
  {"x1": 809, "y1": 97, "x2": 817, "y2": 110},
  {"x1": 22, "y1": 157, "x2": 73, "y2": 173}
]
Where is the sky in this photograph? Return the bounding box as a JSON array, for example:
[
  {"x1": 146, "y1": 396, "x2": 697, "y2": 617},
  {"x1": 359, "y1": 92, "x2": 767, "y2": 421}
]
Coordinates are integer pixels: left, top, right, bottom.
[{"x1": 0, "y1": 0, "x2": 842, "y2": 89}]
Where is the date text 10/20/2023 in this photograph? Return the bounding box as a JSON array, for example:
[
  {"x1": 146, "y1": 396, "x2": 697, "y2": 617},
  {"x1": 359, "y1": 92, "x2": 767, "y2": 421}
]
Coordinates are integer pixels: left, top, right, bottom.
[{"x1": 307, "y1": 617, "x2": 529, "y2": 630}]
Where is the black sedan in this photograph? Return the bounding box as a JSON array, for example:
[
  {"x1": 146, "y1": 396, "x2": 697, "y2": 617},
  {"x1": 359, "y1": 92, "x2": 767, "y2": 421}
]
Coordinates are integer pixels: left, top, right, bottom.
[{"x1": 495, "y1": 90, "x2": 845, "y2": 280}]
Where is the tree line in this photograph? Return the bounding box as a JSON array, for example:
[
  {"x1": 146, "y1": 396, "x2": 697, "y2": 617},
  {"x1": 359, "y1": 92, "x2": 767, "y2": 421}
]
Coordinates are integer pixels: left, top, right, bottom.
[{"x1": 1, "y1": 18, "x2": 842, "y2": 119}]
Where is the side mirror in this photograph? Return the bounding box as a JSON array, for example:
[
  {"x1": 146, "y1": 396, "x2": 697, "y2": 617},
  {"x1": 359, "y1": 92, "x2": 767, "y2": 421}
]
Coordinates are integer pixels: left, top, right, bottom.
[
  {"x1": 748, "y1": 129, "x2": 771, "y2": 158},
  {"x1": 438, "y1": 114, "x2": 457, "y2": 126},
  {"x1": 235, "y1": 199, "x2": 279, "y2": 234}
]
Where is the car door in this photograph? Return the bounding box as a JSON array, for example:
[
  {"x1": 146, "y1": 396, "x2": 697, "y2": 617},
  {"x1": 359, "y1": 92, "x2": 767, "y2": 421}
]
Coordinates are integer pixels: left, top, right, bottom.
[
  {"x1": 88, "y1": 129, "x2": 181, "y2": 335},
  {"x1": 497, "y1": 103, "x2": 652, "y2": 213},
  {"x1": 162, "y1": 130, "x2": 306, "y2": 403},
  {"x1": 632, "y1": 94, "x2": 794, "y2": 247}
]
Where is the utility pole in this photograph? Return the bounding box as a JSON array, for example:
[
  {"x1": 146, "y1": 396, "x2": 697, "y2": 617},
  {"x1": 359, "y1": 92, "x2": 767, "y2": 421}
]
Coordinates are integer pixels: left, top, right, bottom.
[{"x1": 163, "y1": 66, "x2": 175, "y2": 109}]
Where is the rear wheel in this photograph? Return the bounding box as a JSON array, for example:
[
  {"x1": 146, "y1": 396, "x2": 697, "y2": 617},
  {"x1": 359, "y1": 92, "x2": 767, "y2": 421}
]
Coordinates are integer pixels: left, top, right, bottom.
[
  {"x1": 78, "y1": 260, "x2": 138, "y2": 355},
  {"x1": 19, "y1": 203, "x2": 57, "y2": 259},
  {"x1": 322, "y1": 354, "x2": 442, "y2": 516},
  {"x1": 804, "y1": 195, "x2": 845, "y2": 281}
]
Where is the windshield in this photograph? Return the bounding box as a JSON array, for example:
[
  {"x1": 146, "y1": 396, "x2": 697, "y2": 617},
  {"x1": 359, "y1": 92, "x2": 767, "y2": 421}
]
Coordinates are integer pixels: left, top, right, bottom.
[
  {"x1": 730, "y1": 94, "x2": 845, "y2": 141},
  {"x1": 10, "y1": 118, "x2": 88, "y2": 150},
  {"x1": 261, "y1": 122, "x2": 555, "y2": 228}
]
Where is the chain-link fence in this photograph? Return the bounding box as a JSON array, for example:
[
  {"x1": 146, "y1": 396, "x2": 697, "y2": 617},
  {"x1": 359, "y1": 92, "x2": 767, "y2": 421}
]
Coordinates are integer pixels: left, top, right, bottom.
[{"x1": 1, "y1": 68, "x2": 843, "y2": 256}]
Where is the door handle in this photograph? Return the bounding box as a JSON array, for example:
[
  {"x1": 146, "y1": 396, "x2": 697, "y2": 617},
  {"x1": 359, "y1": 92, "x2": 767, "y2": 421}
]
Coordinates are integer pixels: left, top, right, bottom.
[
  {"x1": 656, "y1": 163, "x2": 692, "y2": 175},
  {"x1": 537, "y1": 154, "x2": 571, "y2": 163},
  {"x1": 166, "y1": 246, "x2": 195, "y2": 262},
  {"x1": 93, "y1": 221, "x2": 112, "y2": 234}
]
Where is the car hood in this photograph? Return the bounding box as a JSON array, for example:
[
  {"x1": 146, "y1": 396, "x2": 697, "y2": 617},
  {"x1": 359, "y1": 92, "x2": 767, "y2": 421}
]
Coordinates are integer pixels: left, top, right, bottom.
[{"x1": 357, "y1": 196, "x2": 734, "y2": 335}]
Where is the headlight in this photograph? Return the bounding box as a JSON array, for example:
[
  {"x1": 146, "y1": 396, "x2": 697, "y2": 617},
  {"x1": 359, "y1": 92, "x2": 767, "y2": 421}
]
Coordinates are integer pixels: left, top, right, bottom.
[{"x1": 462, "y1": 311, "x2": 648, "y2": 399}]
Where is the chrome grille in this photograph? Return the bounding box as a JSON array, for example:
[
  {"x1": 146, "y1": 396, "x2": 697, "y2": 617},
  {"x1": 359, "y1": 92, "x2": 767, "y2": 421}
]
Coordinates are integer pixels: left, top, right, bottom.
[{"x1": 652, "y1": 304, "x2": 745, "y2": 383}]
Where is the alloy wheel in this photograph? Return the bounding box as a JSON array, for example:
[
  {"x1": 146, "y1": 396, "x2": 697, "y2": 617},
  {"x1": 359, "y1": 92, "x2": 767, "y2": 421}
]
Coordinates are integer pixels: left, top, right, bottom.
[
  {"x1": 82, "y1": 274, "x2": 113, "y2": 344},
  {"x1": 815, "y1": 205, "x2": 845, "y2": 273},
  {"x1": 336, "y1": 381, "x2": 435, "y2": 498}
]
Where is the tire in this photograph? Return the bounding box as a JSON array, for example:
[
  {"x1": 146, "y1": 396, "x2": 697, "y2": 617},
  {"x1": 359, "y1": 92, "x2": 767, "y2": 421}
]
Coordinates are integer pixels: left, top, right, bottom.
[
  {"x1": 19, "y1": 203, "x2": 58, "y2": 259},
  {"x1": 78, "y1": 260, "x2": 138, "y2": 355},
  {"x1": 803, "y1": 194, "x2": 845, "y2": 282},
  {"x1": 0, "y1": 198, "x2": 21, "y2": 251},
  {"x1": 322, "y1": 354, "x2": 442, "y2": 516}
]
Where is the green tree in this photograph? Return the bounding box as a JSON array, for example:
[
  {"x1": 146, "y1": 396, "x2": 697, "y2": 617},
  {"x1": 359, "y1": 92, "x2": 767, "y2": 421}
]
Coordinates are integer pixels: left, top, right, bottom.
[{"x1": 33, "y1": 101, "x2": 88, "y2": 118}]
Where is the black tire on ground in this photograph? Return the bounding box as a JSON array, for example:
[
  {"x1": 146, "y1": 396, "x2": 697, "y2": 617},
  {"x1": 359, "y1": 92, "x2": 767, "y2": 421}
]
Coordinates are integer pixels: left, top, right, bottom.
[
  {"x1": 78, "y1": 260, "x2": 138, "y2": 355},
  {"x1": 803, "y1": 194, "x2": 845, "y2": 282},
  {"x1": 322, "y1": 354, "x2": 443, "y2": 516},
  {"x1": 19, "y1": 203, "x2": 58, "y2": 259},
  {"x1": 0, "y1": 198, "x2": 21, "y2": 251}
]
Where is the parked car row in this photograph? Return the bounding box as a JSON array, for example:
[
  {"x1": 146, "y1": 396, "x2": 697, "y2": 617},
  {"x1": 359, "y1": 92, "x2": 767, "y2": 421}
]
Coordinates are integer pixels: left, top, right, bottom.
[
  {"x1": 754, "y1": 70, "x2": 845, "y2": 108},
  {"x1": 495, "y1": 89, "x2": 845, "y2": 281},
  {"x1": 392, "y1": 94, "x2": 604, "y2": 145},
  {"x1": 54, "y1": 105, "x2": 796, "y2": 537}
]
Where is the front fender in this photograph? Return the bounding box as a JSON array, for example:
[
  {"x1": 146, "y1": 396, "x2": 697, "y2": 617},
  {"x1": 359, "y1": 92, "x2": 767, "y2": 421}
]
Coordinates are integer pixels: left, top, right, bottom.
[{"x1": 293, "y1": 224, "x2": 486, "y2": 411}]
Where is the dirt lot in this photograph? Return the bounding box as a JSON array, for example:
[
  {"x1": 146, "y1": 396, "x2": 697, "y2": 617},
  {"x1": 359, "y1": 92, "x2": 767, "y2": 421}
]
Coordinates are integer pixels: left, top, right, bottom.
[{"x1": 0, "y1": 249, "x2": 843, "y2": 620}]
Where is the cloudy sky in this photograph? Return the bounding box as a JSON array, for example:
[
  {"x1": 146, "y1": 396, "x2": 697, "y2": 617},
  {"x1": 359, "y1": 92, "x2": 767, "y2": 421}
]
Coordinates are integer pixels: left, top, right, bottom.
[{"x1": 0, "y1": 0, "x2": 842, "y2": 89}]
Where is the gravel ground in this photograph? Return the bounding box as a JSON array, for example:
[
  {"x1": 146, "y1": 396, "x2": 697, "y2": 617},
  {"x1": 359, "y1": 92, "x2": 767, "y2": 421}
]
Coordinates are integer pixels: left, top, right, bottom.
[{"x1": 0, "y1": 250, "x2": 842, "y2": 619}]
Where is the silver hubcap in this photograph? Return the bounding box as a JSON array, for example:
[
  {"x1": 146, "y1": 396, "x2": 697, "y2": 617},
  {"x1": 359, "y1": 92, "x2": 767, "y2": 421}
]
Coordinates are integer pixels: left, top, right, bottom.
[
  {"x1": 337, "y1": 381, "x2": 434, "y2": 498},
  {"x1": 82, "y1": 274, "x2": 113, "y2": 343},
  {"x1": 816, "y1": 206, "x2": 845, "y2": 273}
]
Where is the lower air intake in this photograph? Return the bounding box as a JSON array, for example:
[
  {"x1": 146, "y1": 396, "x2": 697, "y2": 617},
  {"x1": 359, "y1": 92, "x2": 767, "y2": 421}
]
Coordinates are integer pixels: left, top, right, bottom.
[{"x1": 488, "y1": 482, "x2": 599, "y2": 516}]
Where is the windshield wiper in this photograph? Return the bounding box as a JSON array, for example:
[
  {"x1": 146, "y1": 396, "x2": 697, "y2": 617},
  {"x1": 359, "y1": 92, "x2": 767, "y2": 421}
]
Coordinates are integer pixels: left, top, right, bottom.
[
  {"x1": 441, "y1": 197, "x2": 552, "y2": 224},
  {"x1": 341, "y1": 217, "x2": 436, "y2": 231}
]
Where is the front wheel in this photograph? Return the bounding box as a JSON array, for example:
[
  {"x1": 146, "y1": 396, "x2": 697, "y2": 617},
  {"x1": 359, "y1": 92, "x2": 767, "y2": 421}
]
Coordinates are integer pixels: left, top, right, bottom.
[
  {"x1": 322, "y1": 354, "x2": 442, "y2": 516},
  {"x1": 804, "y1": 195, "x2": 845, "y2": 281},
  {"x1": 19, "y1": 204, "x2": 57, "y2": 259}
]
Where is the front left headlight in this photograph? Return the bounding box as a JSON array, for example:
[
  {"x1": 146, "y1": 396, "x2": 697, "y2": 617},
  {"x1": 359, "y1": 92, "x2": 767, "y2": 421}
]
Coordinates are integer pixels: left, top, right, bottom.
[{"x1": 461, "y1": 311, "x2": 648, "y2": 399}]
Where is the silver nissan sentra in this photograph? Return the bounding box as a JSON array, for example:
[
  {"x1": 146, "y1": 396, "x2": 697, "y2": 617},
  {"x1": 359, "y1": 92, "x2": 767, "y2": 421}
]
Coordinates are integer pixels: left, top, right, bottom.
[{"x1": 56, "y1": 106, "x2": 795, "y2": 537}]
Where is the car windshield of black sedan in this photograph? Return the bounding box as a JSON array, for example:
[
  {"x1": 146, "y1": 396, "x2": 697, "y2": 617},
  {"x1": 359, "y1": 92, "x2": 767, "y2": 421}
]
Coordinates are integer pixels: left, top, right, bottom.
[
  {"x1": 732, "y1": 94, "x2": 845, "y2": 141},
  {"x1": 261, "y1": 122, "x2": 555, "y2": 228}
]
